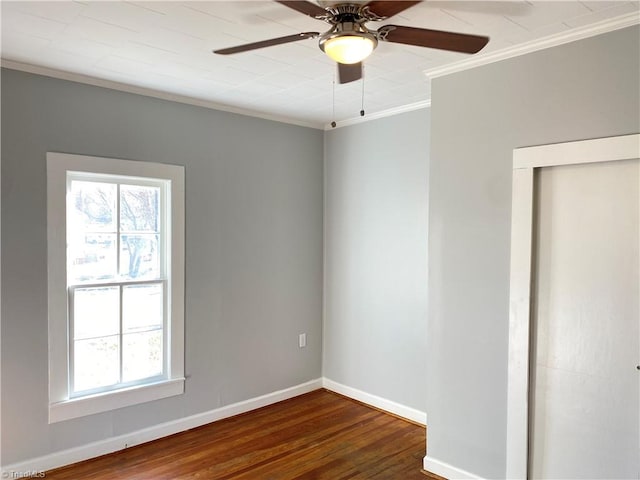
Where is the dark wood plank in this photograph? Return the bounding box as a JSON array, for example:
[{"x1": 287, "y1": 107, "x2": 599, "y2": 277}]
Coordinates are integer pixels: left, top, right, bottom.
[{"x1": 45, "y1": 389, "x2": 428, "y2": 479}]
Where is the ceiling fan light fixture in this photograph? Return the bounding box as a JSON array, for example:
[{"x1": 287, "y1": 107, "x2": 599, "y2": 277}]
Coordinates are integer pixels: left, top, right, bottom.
[
  {"x1": 322, "y1": 34, "x2": 376, "y2": 64},
  {"x1": 214, "y1": 1, "x2": 490, "y2": 85},
  {"x1": 319, "y1": 21, "x2": 378, "y2": 64}
]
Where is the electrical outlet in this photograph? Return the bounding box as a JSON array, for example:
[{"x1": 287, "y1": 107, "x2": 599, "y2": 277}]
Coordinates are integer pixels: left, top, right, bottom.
[{"x1": 299, "y1": 333, "x2": 306, "y2": 348}]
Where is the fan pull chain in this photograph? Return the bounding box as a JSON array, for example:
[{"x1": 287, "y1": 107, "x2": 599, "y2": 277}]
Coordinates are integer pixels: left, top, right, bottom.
[
  {"x1": 331, "y1": 77, "x2": 337, "y2": 128},
  {"x1": 360, "y1": 65, "x2": 365, "y2": 117}
]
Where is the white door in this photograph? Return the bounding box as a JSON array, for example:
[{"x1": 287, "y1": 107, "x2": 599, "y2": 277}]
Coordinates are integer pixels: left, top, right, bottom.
[{"x1": 529, "y1": 158, "x2": 639, "y2": 478}]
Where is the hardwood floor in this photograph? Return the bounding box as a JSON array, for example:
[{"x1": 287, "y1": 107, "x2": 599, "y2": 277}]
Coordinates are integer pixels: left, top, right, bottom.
[{"x1": 46, "y1": 389, "x2": 429, "y2": 479}]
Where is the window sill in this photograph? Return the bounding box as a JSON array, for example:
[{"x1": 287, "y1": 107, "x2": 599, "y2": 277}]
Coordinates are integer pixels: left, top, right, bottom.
[{"x1": 49, "y1": 378, "x2": 185, "y2": 423}]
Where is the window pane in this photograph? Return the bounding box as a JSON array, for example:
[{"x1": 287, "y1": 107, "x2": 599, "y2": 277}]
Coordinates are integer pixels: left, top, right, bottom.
[
  {"x1": 68, "y1": 233, "x2": 117, "y2": 283},
  {"x1": 120, "y1": 185, "x2": 160, "y2": 232},
  {"x1": 73, "y1": 335, "x2": 119, "y2": 392},
  {"x1": 122, "y1": 330, "x2": 163, "y2": 382},
  {"x1": 69, "y1": 181, "x2": 116, "y2": 232},
  {"x1": 73, "y1": 286, "x2": 119, "y2": 340},
  {"x1": 123, "y1": 284, "x2": 163, "y2": 333},
  {"x1": 120, "y1": 234, "x2": 160, "y2": 280}
]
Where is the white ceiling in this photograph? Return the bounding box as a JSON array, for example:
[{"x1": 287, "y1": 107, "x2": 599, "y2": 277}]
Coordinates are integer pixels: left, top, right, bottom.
[{"x1": 1, "y1": 1, "x2": 638, "y2": 128}]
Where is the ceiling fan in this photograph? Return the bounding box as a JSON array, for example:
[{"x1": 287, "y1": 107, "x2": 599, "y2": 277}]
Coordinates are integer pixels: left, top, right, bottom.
[{"x1": 213, "y1": 1, "x2": 489, "y2": 84}]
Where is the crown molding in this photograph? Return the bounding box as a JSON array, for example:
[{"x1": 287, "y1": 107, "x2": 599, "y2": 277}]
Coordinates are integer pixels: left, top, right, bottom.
[
  {"x1": 0, "y1": 59, "x2": 324, "y2": 130},
  {"x1": 323, "y1": 99, "x2": 431, "y2": 130},
  {"x1": 424, "y1": 11, "x2": 640, "y2": 80}
]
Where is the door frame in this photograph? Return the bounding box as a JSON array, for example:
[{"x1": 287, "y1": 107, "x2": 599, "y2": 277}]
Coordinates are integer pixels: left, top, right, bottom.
[{"x1": 505, "y1": 133, "x2": 640, "y2": 479}]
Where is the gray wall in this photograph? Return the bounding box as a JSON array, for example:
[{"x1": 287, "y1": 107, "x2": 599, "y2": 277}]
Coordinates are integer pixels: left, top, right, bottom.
[
  {"x1": 324, "y1": 109, "x2": 429, "y2": 411},
  {"x1": 1, "y1": 68, "x2": 324, "y2": 464},
  {"x1": 427, "y1": 26, "x2": 640, "y2": 478}
]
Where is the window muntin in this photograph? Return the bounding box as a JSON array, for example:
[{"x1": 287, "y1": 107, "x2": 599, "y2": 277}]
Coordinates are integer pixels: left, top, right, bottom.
[{"x1": 67, "y1": 174, "x2": 168, "y2": 397}]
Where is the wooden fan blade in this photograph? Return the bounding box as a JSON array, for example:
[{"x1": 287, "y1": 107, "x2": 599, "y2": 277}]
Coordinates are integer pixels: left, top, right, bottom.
[
  {"x1": 338, "y1": 62, "x2": 362, "y2": 84},
  {"x1": 364, "y1": 1, "x2": 421, "y2": 19},
  {"x1": 275, "y1": 0, "x2": 327, "y2": 19},
  {"x1": 214, "y1": 32, "x2": 319, "y2": 55},
  {"x1": 378, "y1": 25, "x2": 489, "y2": 53}
]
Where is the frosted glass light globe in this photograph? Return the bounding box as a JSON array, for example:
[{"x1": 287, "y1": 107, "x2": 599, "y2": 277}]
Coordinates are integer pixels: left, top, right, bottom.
[{"x1": 323, "y1": 35, "x2": 376, "y2": 64}]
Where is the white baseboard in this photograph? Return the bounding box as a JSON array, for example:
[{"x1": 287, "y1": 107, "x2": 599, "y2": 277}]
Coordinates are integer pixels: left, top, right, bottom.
[
  {"x1": 1, "y1": 378, "x2": 322, "y2": 476},
  {"x1": 423, "y1": 455, "x2": 485, "y2": 480},
  {"x1": 322, "y1": 377, "x2": 427, "y2": 425},
  {"x1": 2, "y1": 377, "x2": 426, "y2": 476}
]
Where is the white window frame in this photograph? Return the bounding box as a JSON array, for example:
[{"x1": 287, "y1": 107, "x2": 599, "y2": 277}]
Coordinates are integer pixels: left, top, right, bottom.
[{"x1": 47, "y1": 152, "x2": 185, "y2": 423}]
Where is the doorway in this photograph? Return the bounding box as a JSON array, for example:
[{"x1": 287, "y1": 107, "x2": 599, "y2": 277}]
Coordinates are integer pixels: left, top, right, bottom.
[{"x1": 505, "y1": 134, "x2": 640, "y2": 479}]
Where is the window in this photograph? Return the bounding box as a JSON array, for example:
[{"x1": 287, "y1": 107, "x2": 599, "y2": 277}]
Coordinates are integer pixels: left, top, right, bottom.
[{"x1": 47, "y1": 152, "x2": 185, "y2": 423}]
